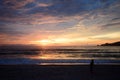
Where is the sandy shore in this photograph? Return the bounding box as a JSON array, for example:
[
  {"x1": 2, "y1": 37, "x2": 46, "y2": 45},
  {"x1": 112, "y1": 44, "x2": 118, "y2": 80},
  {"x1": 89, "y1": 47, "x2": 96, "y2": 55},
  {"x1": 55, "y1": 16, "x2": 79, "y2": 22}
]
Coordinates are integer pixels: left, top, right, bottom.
[{"x1": 0, "y1": 65, "x2": 120, "y2": 80}]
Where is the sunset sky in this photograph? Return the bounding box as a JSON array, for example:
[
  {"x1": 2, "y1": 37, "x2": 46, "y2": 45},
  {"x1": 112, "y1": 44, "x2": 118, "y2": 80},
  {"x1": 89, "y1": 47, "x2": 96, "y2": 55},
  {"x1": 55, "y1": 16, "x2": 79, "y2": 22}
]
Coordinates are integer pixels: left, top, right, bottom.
[{"x1": 0, "y1": 0, "x2": 120, "y2": 46}]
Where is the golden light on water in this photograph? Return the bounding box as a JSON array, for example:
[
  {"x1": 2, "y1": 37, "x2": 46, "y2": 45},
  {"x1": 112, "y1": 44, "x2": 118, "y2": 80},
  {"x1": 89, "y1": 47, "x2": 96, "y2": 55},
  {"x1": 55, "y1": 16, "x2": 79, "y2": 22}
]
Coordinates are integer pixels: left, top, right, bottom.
[
  {"x1": 38, "y1": 53, "x2": 69, "y2": 59},
  {"x1": 32, "y1": 53, "x2": 81, "y2": 60}
]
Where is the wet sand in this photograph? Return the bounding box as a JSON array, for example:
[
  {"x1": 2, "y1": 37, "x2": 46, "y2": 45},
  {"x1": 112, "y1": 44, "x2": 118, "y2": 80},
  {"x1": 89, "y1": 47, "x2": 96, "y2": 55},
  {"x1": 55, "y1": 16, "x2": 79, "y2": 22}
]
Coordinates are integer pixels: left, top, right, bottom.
[{"x1": 0, "y1": 65, "x2": 120, "y2": 80}]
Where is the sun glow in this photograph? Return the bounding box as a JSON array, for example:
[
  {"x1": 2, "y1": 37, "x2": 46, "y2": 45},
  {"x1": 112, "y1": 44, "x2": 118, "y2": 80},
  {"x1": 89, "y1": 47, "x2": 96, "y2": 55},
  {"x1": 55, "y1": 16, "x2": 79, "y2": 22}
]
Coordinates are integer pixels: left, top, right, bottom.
[
  {"x1": 31, "y1": 32, "x2": 120, "y2": 46},
  {"x1": 35, "y1": 40, "x2": 53, "y2": 45},
  {"x1": 32, "y1": 38, "x2": 71, "y2": 46},
  {"x1": 31, "y1": 37, "x2": 92, "y2": 46}
]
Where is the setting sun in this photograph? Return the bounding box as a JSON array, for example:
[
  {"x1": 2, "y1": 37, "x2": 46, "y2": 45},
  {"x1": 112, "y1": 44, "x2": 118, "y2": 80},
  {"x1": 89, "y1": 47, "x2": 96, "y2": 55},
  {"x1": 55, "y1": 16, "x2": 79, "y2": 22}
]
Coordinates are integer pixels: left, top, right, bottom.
[
  {"x1": 31, "y1": 38, "x2": 70, "y2": 46},
  {"x1": 35, "y1": 40, "x2": 53, "y2": 45}
]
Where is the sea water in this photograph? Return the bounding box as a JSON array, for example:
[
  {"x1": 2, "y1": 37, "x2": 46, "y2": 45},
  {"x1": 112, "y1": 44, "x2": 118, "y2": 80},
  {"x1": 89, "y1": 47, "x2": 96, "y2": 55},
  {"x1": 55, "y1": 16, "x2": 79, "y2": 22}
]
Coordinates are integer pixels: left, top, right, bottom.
[{"x1": 0, "y1": 46, "x2": 120, "y2": 65}]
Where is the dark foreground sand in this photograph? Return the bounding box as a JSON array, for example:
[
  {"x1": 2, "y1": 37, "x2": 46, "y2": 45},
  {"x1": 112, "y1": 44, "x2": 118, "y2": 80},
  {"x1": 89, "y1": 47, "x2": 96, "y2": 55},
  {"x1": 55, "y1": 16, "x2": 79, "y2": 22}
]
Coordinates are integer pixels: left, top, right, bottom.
[{"x1": 0, "y1": 65, "x2": 120, "y2": 80}]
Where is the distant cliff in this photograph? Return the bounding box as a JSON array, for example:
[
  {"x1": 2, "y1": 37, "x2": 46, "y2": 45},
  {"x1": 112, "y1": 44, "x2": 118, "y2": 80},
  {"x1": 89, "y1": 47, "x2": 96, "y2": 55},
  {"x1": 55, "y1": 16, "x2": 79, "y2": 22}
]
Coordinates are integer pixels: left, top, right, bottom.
[{"x1": 100, "y1": 41, "x2": 120, "y2": 46}]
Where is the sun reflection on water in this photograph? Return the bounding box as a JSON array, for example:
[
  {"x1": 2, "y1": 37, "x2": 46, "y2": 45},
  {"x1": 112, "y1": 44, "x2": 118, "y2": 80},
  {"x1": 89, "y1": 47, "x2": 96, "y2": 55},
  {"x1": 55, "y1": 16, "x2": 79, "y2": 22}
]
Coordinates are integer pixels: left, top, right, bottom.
[{"x1": 36, "y1": 53, "x2": 78, "y2": 59}]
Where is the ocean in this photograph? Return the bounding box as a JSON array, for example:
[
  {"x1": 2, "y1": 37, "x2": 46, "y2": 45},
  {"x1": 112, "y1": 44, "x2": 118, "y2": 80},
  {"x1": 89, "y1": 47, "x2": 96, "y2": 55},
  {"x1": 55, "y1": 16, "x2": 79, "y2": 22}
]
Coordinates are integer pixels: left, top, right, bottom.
[{"x1": 0, "y1": 46, "x2": 120, "y2": 65}]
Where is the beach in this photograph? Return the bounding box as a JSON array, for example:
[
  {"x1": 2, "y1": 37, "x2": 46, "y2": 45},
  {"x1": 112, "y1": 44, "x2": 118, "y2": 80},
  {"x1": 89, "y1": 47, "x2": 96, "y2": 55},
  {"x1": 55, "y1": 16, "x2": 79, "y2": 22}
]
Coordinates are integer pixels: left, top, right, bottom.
[
  {"x1": 0, "y1": 46, "x2": 120, "y2": 80},
  {"x1": 0, "y1": 65, "x2": 120, "y2": 80}
]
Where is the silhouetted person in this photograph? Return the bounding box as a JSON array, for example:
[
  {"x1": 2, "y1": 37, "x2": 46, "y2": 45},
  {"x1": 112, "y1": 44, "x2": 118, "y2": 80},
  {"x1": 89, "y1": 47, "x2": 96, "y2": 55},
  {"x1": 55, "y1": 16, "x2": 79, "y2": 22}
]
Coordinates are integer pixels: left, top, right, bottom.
[{"x1": 90, "y1": 59, "x2": 94, "y2": 73}]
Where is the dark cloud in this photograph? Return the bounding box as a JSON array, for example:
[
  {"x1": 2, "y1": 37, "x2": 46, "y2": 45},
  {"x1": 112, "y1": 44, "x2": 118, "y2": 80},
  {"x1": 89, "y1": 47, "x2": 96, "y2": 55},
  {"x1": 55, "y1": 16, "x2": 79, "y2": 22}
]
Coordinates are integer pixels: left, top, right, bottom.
[
  {"x1": 0, "y1": 0, "x2": 34, "y2": 17},
  {"x1": 0, "y1": 0, "x2": 120, "y2": 38},
  {"x1": 111, "y1": 17, "x2": 120, "y2": 21},
  {"x1": 24, "y1": 2, "x2": 36, "y2": 8},
  {"x1": 0, "y1": 24, "x2": 26, "y2": 36},
  {"x1": 0, "y1": 0, "x2": 119, "y2": 23},
  {"x1": 27, "y1": 0, "x2": 118, "y2": 16},
  {"x1": 102, "y1": 22, "x2": 120, "y2": 27},
  {"x1": 0, "y1": 0, "x2": 118, "y2": 18},
  {"x1": 0, "y1": 31, "x2": 24, "y2": 36}
]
